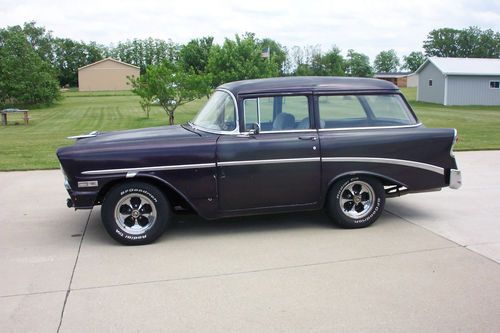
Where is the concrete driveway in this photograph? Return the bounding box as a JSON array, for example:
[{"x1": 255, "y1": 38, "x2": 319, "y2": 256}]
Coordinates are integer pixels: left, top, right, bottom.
[{"x1": 1, "y1": 151, "x2": 499, "y2": 332}]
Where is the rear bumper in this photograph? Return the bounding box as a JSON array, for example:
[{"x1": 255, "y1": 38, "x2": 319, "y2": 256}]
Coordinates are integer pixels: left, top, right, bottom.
[{"x1": 449, "y1": 169, "x2": 462, "y2": 189}]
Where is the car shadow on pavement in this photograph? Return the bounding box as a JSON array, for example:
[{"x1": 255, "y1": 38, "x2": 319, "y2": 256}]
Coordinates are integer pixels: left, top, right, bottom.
[{"x1": 83, "y1": 207, "x2": 404, "y2": 246}]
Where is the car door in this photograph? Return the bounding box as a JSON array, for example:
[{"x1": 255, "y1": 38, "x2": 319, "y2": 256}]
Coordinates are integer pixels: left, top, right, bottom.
[{"x1": 216, "y1": 94, "x2": 321, "y2": 211}]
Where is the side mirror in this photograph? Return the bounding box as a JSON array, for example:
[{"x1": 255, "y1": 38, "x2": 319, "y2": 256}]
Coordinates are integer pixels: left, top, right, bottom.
[{"x1": 248, "y1": 123, "x2": 260, "y2": 135}]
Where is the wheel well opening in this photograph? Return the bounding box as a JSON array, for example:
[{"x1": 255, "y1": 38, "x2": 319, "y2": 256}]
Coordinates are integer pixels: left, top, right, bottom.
[
  {"x1": 96, "y1": 177, "x2": 197, "y2": 214},
  {"x1": 323, "y1": 173, "x2": 404, "y2": 207}
]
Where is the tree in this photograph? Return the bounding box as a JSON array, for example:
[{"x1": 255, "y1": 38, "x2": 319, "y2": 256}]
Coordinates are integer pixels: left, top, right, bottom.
[
  {"x1": 207, "y1": 33, "x2": 279, "y2": 87},
  {"x1": 179, "y1": 37, "x2": 214, "y2": 74},
  {"x1": 53, "y1": 38, "x2": 106, "y2": 86},
  {"x1": 139, "y1": 61, "x2": 210, "y2": 125},
  {"x1": 109, "y1": 38, "x2": 179, "y2": 73},
  {"x1": 374, "y1": 49, "x2": 400, "y2": 73},
  {"x1": 402, "y1": 51, "x2": 426, "y2": 72},
  {"x1": 310, "y1": 46, "x2": 345, "y2": 76},
  {"x1": 258, "y1": 38, "x2": 288, "y2": 75},
  {"x1": 345, "y1": 49, "x2": 373, "y2": 77},
  {"x1": 423, "y1": 26, "x2": 500, "y2": 58},
  {"x1": 128, "y1": 74, "x2": 155, "y2": 118},
  {"x1": 0, "y1": 27, "x2": 59, "y2": 106}
]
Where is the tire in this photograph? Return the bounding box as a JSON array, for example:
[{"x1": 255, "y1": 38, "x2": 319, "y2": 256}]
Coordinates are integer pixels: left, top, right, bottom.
[
  {"x1": 326, "y1": 176, "x2": 385, "y2": 229},
  {"x1": 101, "y1": 181, "x2": 171, "y2": 245}
]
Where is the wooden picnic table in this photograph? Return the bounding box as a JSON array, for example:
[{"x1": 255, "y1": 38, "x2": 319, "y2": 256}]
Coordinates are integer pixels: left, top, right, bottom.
[{"x1": 1, "y1": 109, "x2": 30, "y2": 125}]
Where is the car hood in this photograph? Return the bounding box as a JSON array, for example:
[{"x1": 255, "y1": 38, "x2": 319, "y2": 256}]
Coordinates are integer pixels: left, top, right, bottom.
[{"x1": 73, "y1": 125, "x2": 200, "y2": 146}]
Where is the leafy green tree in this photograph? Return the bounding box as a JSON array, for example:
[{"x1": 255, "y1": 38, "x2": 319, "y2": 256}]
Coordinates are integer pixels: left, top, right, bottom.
[
  {"x1": 310, "y1": 46, "x2": 345, "y2": 76},
  {"x1": 139, "y1": 61, "x2": 210, "y2": 125},
  {"x1": 258, "y1": 38, "x2": 288, "y2": 75},
  {"x1": 423, "y1": 26, "x2": 500, "y2": 58},
  {"x1": 0, "y1": 28, "x2": 59, "y2": 106},
  {"x1": 402, "y1": 51, "x2": 426, "y2": 72},
  {"x1": 110, "y1": 38, "x2": 179, "y2": 73},
  {"x1": 345, "y1": 49, "x2": 373, "y2": 77},
  {"x1": 374, "y1": 49, "x2": 400, "y2": 73},
  {"x1": 423, "y1": 28, "x2": 461, "y2": 57},
  {"x1": 207, "y1": 33, "x2": 279, "y2": 87},
  {"x1": 290, "y1": 45, "x2": 319, "y2": 76},
  {"x1": 128, "y1": 74, "x2": 155, "y2": 118},
  {"x1": 53, "y1": 38, "x2": 106, "y2": 86},
  {"x1": 179, "y1": 37, "x2": 214, "y2": 74}
]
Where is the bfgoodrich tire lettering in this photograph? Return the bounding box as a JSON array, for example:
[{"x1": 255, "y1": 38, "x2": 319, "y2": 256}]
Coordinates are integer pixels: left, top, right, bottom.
[
  {"x1": 101, "y1": 181, "x2": 171, "y2": 245},
  {"x1": 326, "y1": 176, "x2": 385, "y2": 228}
]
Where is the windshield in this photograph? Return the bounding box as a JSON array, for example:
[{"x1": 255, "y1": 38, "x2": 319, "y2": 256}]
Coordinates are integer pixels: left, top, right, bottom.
[{"x1": 191, "y1": 90, "x2": 237, "y2": 132}]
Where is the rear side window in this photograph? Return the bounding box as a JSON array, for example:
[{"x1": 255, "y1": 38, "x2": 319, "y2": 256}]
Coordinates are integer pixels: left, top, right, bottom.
[
  {"x1": 318, "y1": 94, "x2": 417, "y2": 129},
  {"x1": 243, "y1": 95, "x2": 310, "y2": 131}
]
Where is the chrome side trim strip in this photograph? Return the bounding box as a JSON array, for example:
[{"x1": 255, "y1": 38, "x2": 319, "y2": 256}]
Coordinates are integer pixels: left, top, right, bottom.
[
  {"x1": 82, "y1": 163, "x2": 216, "y2": 175},
  {"x1": 218, "y1": 157, "x2": 321, "y2": 167},
  {"x1": 318, "y1": 123, "x2": 422, "y2": 132},
  {"x1": 322, "y1": 157, "x2": 445, "y2": 175}
]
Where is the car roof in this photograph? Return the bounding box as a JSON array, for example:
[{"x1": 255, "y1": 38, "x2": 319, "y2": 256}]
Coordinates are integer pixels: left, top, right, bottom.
[{"x1": 219, "y1": 76, "x2": 399, "y2": 96}]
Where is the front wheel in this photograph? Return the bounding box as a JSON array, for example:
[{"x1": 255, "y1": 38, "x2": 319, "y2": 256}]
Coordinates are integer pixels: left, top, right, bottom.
[
  {"x1": 101, "y1": 181, "x2": 171, "y2": 245},
  {"x1": 326, "y1": 176, "x2": 385, "y2": 228}
]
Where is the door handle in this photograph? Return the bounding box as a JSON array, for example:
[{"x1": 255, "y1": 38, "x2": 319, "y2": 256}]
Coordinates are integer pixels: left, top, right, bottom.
[{"x1": 298, "y1": 136, "x2": 317, "y2": 141}]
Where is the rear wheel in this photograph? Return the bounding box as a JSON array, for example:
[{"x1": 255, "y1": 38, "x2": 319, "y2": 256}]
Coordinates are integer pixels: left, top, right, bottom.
[
  {"x1": 326, "y1": 176, "x2": 385, "y2": 228},
  {"x1": 101, "y1": 181, "x2": 171, "y2": 245}
]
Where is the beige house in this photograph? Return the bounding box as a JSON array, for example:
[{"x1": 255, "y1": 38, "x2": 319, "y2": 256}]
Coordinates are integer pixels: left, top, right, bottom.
[{"x1": 78, "y1": 58, "x2": 140, "y2": 91}]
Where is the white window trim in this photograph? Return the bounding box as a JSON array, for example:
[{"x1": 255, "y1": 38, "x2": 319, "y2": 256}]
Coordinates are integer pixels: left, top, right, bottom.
[{"x1": 489, "y1": 80, "x2": 500, "y2": 89}]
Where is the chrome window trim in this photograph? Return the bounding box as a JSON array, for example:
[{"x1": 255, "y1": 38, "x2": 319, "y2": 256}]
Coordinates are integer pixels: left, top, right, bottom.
[
  {"x1": 189, "y1": 89, "x2": 240, "y2": 135},
  {"x1": 322, "y1": 157, "x2": 445, "y2": 175},
  {"x1": 260, "y1": 129, "x2": 317, "y2": 134},
  {"x1": 318, "y1": 123, "x2": 422, "y2": 132},
  {"x1": 218, "y1": 157, "x2": 321, "y2": 167},
  {"x1": 82, "y1": 163, "x2": 216, "y2": 175}
]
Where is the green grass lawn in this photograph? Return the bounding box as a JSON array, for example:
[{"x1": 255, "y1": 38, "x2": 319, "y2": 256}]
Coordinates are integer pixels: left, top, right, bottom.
[
  {"x1": 0, "y1": 87, "x2": 499, "y2": 171},
  {"x1": 0, "y1": 92, "x2": 205, "y2": 171},
  {"x1": 401, "y1": 87, "x2": 500, "y2": 151}
]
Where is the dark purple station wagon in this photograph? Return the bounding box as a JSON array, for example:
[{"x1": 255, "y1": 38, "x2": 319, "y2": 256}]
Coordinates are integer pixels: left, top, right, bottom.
[{"x1": 57, "y1": 77, "x2": 462, "y2": 245}]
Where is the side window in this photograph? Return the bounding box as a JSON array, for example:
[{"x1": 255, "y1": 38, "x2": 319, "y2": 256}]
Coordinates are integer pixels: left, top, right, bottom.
[
  {"x1": 363, "y1": 95, "x2": 414, "y2": 124},
  {"x1": 243, "y1": 95, "x2": 310, "y2": 131},
  {"x1": 318, "y1": 94, "x2": 417, "y2": 129},
  {"x1": 318, "y1": 95, "x2": 368, "y2": 128}
]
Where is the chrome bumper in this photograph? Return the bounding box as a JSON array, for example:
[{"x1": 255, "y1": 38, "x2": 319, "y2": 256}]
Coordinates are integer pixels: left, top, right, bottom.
[{"x1": 449, "y1": 169, "x2": 462, "y2": 189}]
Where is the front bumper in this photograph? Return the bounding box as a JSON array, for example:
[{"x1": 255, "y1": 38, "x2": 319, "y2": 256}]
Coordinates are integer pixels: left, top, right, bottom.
[{"x1": 449, "y1": 169, "x2": 462, "y2": 189}]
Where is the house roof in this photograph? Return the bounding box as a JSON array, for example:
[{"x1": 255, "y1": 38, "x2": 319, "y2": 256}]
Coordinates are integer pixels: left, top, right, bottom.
[
  {"x1": 220, "y1": 76, "x2": 398, "y2": 96},
  {"x1": 78, "y1": 57, "x2": 140, "y2": 71},
  {"x1": 415, "y1": 57, "x2": 500, "y2": 76},
  {"x1": 374, "y1": 72, "x2": 412, "y2": 79}
]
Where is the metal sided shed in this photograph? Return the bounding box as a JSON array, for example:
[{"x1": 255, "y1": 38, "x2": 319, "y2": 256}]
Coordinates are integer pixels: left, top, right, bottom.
[
  {"x1": 416, "y1": 57, "x2": 500, "y2": 106},
  {"x1": 78, "y1": 58, "x2": 140, "y2": 92}
]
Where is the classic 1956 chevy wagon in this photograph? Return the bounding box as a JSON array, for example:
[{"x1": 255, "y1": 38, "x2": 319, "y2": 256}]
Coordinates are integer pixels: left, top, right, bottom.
[{"x1": 57, "y1": 77, "x2": 461, "y2": 245}]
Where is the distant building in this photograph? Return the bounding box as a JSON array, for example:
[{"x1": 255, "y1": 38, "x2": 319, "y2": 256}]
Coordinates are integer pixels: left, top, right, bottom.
[
  {"x1": 406, "y1": 73, "x2": 419, "y2": 87},
  {"x1": 415, "y1": 57, "x2": 500, "y2": 105},
  {"x1": 78, "y1": 58, "x2": 140, "y2": 92},
  {"x1": 374, "y1": 72, "x2": 412, "y2": 87}
]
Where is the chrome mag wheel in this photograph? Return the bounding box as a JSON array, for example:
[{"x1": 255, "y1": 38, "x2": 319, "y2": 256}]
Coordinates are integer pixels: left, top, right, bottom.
[
  {"x1": 339, "y1": 180, "x2": 375, "y2": 219},
  {"x1": 114, "y1": 193, "x2": 157, "y2": 235}
]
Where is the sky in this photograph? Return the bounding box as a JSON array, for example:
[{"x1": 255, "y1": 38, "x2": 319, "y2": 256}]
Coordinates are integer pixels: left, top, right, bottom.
[{"x1": 1, "y1": 0, "x2": 500, "y2": 61}]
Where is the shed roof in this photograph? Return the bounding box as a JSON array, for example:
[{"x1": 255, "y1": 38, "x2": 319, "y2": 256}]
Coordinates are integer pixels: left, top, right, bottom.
[
  {"x1": 416, "y1": 57, "x2": 500, "y2": 76},
  {"x1": 374, "y1": 72, "x2": 412, "y2": 79},
  {"x1": 78, "y1": 57, "x2": 140, "y2": 71},
  {"x1": 219, "y1": 76, "x2": 398, "y2": 95}
]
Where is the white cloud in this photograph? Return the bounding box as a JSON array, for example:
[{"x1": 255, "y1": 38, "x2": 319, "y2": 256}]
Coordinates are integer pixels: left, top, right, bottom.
[{"x1": 1, "y1": 0, "x2": 500, "y2": 61}]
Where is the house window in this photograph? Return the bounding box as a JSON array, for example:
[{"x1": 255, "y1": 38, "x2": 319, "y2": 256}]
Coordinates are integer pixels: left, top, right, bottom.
[
  {"x1": 428, "y1": 79, "x2": 433, "y2": 87},
  {"x1": 490, "y1": 81, "x2": 500, "y2": 89}
]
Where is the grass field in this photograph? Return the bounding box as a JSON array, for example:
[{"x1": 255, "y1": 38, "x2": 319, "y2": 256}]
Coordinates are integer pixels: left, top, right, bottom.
[{"x1": 0, "y1": 87, "x2": 499, "y2": 171}]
